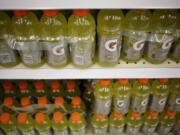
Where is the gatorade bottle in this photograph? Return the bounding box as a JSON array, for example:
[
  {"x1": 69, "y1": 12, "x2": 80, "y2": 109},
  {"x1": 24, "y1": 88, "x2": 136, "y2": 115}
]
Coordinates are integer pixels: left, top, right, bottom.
[
  {"x1": 142, "y1": 110, "x2": 159, "y2": 135},
  {"x1": 145, "y1": 10, "x2": 178, "y2": 64},
  {"x1": 113, "y1": 79, "x2": 131, "y2": 114},
  {"x1": 20, "y1": 97, "x2": 35, "y2": 114},
  {"x1": 37, "y1": 96, "x2": 50, "y2": 114},
  {"x1": 40, "y1": 10, "x2": 68, "y2": 68},
  {"x1": 83, "y1": 83, "x2": 94, "y2": 105},
  {"x1": 109, "y1": 112, "x2": 125, "y2": 135},
  {"x1": 68, "y1": 9, "x2": 96, "y2": 68},
  {"x1": 0, "y1": 112, "x2": 20, "y2": 135},
  {"x1": 18, "y1": 80, "x2": 33, "y2": 98},
  {"x1": 34, "y1": 80, "x2": 47, "y2": 97},
  {"x1": 131, "y1": 79, "x2": 151, "y2": 113},
  {"x1": 17, "y1": 112, "x2": 36, "y2": 135},
  {"x1": 157, "y1": 110, "x2": 176, "y2": 135},
  {"x1": 50, "y1": 80, "x2": 64, "y2": 100},
  {"x1": 3, "y1": 97, "x2": 17, "y2": 114},
  {"x1": 150, "y1": 78, "x2": 169, "y2": 112},
  {"x1": 34, "y1": 112, "x2": 51, "y2": 135},
  {"x1": 172, "y1": 112, "x2": 180, "y2": 135},
  {"x1": 54, "y1": 97, "x2": 69, "y2": 115},
  {"x1": 97, "y1": 10, "x2": 124, "y2": 66},
  {"x1": 51, "y1": 111, "x2": 68, "y2": 135},
  {"x1": 126, "y1": 111, "x2": 142, "y2": 135},
  {"x1": 91, "y1": 113, "x2": 108, "y2": 135},
  {"x1": 122, "y1": 9, "x2": 151, "y2": 62},
  {"x1": 94, "y1": 79, "x2": 112, "y2": 115},
  {"x1": 3, "y1": 81, "x2": 15, "y2": 97},
  {"x1": 0, "y1": 11, "x2": 19, "y2": 67},
  {"x1": 167, "y1": 78, "x2": 180, "y2": 112},
  {"x1": 68, "y1": 112, "x2": 86, "y2": 135}
]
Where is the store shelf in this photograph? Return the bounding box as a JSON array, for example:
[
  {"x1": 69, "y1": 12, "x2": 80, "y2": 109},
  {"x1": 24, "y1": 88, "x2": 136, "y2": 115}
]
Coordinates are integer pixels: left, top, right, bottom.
[
  {"x1": 0, "y1": 0, "x2": 180, "y2": 10},
  {"x1": 0, "y1": 59, "x2": 180, "y2": 79}
]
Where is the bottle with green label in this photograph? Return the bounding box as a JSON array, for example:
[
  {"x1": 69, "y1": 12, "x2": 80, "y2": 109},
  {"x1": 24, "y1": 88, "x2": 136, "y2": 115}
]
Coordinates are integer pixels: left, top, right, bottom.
[
  {"x1": 172, "y1": 112, "x2": 180, "y2": 135},
  {"x1": 40, "y1": 10, "x2": 68, "y2": 68},
  {"x1": 131, "y1": 79, "x2": 151, "y2": 113},
  {"x1": 94, "y1": 79, "x2": 113, "y2": 115},
  {"x1": 68, "y1": 9, "x2": 96, "y2": 68},
  {"x1": 3, "y1": 81, "x2": 16, "y2": 97},
  {"x1": 3, "y1": 97, "x2": 18, "y2": 114},
  {"x1": 109, "y1": 112, "x2": 125, "y2": 135},
  {"x1": 12, "y1": 10, "x2": 44, "y2": 68},
  {"x1": 36, "y1": 96, "x2": 51, "y2": 114},
  {"x1": 20, "y1": 97, "x2": 35, "y2": 114},
  {"x1": 97, "y1": 10, "x2": 124, "y2": 66},
  {"x1": 51, "y1": 111, "x2": 68, "y2": 135},
  {"x1": 91, "y1": 113, "x2": 108, "y2": 135},
  {"x1": 145, "y1": 10, "x2": 178, "y2": 64},
  {"x1": 34, "y1": 80, "x2": 47, "y2": 98},
  {"x1": 18, "y1": 80, "x2": 33, "y2": 98},
  {"x1": 122, "y1": 9, "x2": 151, "y2": 62},
  {"x1": 0, "y1": 11, "x2": 19, "y2": 67},
  {"x1": 142, "y1": 110, "x2": 159, "y2": 135},
  {"x1": 157, "y1": 110, "x2": 176, "y2": 135},
  {"x1": 150, "y1": 78, "x2": 169, "y2": 112},
  {"x1": 68, "y1": 112, "x2": 86, "y2": 135},
  {"x1": 113, "y1": 79, "x2": 131, "y2": 114},
  {"x1": 126, "y1": 111, "x2": 142, "y2": 135},
  {"x1": 54, "y1": 97, "x2": 69, "y2": 115}
]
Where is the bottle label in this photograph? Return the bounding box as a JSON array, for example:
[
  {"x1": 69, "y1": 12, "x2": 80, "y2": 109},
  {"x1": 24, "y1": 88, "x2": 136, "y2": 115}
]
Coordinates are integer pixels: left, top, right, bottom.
[
  {"x1": 114, "y1": 98, "x2": 130, "y2": 114},
  {"x1": 109, "y1": 126, "x2": 123, "y2": 135},
  {"x1": 168, "y1": 93, "x2": 180, "y2": 112},
  {"x1": 157, "y1": 124, "x2": 172, "y2": 135},
  {"x1": 71, "y1": 129, "x2": 85, "y2": 135},
  {"x1": 93, "y1": 127, "x2": 107, "y2": 135},
  {"x1": 142, "y1": 125, "x2": 156, "y2": 135},
  {"x1": 6, "y1": 130, "x2": 20, "y2": 135},
  {"x1": 126, "y1": 125, "x2": 140, "y2": 135},
  {"x1": 95, "y1": 99, "x2": 111, "y2": 115},
  {"x1": 98, "y1": 35, "x2": 122, "y2": 62},
  {"x1": 39, "y1": 130, "x2": 51, "y2": 135},
  {"x1": 151, "y1": 96, "x2": 167, "y2": 112},
  {"x1": 23, "y1": 130, "x2": 36, "y2": 135},
  {"x1": 171, "y1": 42, "x2": 180, "y2": 59},
  {"x1": 54, "y1": 129, "x2": 68, "y2": 135}
]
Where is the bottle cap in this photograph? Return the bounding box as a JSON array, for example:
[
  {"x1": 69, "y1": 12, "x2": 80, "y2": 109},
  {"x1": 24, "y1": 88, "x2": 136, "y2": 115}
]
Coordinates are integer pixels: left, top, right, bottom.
[
  {"x1": 13, "y1": 10, "x2": 30, "y2": 16},
  {"x1": 178, "y1": 78, "x2": 180, "y2": 81},
  {"x1": 99, "y1": 79, "x2": 111, "y2": 86},
  {"x1": 1, "y1": 113, "x2": 11, "y2": 123},
  {"x1": 43, "y1": 10, "x2": 59, "y2": 16},
  {"x1": 67, "y1": 80, "x2": 76, "y2": 89},
  {"x1": 118, "y1": 79, "x2": 129, "y2": 85},
  {"x1": 54, "y1": 97, "x2": 64, "y2": 105},
  {"x1": 136, "y1": 9, "x2": 148, "y2": 11},
  {"x1": 132, "y1": 111, "x2": 141, "y2": 118},
  {"x1": 149, "y1": 110, "x2": 158, "y2": 117},
  {"x1": 35, "y1": 112, "x2": 45, "y2": 123},
  {"x1": 18, "y1": 81, "x2": 28, "y2": 90},
  {"x1": 35, "y1": 80, "x2": 44, "y2": 90},
  {"x1": 73, "y1": 9, "x2": 89, "y2": 16},
  {"x1": 113, "y1": 112, "x2": 123, "y2": 119},
  {"x1": 17, "y1": 113, "x2": 28, "y2": 123},
  {"x1": 72, "y1": 96, "x2": 82, "y2": 106},
  {"x1": 71, "y1": 112, "x2": 81, "y2": 122},
  {"x1": 3, "y1": 81, "x2": 12, "y2": 91},
  {"x1": 51, "y1": 80, "x2": 60, "y2": 90},
  {"x1": 53, "y1": 112, "x2": 63, "y2": 122},
  {"x1": 166, "y1": 110, "x2": 176, "y2": 117},
  {"x1": 21, "y1": 97, "x2": 31, "y2": 107},
  {"x1": 158, "y1": 78, "x2": 168, "y2": 83},
  {"x1": 4, "y1": 97, "x2": 14, "y2": 106},
  {"x1": 38, "y1": 97, "x2": 48, "y2": 105},
  {"x1": 138, "y1": 79, "x2": 149, "y2": 84},
  {"x1": 96, "y1": 113, "x2": 105, "y2": 120}
]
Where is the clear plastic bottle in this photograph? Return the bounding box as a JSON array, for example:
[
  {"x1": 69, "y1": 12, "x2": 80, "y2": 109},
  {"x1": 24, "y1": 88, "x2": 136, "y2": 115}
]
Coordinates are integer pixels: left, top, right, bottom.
[
  {"x1": 3, "y1": 97, "x2": 17, "y2": 114},
  {"x1": 18, "y1": 80, "x2": 33, "y2": 98},
  {"x1": 3, "y1": 80, "x2": 16, "y2": 97},
  {"x1": 34, "y1": 80, "x2": 47, "y2": 98},
  {"x1": 50, "y1": 80, "x2": 64, "y2": 100},
  {"x1": 54, "y1": 97, "x2": 69, "y2": 115}
]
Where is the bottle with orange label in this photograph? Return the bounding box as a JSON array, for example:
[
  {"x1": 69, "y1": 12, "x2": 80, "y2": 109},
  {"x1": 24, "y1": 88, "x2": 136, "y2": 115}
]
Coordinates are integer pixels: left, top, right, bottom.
[
  {"x1": 34, "y1": 80, "x2": 47, "y2": 98},
  {"x1": 18, "y1": 80, "x2": 33, "y2": 98},
  {"x1": 3, "y1": 97, "x2": 18, "y2": 114},
  {"x1": 3, "y1": 81, "x2": 16, "y2": 97},
  {"x1": 50, "y1": 80, "x2": 64, "y2": 100}
]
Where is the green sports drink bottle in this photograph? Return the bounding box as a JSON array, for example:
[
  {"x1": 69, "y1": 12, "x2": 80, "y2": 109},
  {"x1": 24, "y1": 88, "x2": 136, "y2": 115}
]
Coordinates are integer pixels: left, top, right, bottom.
[
  {"x1": 50, "y1": 80, "x2": 64, "y2": 100},
  {"x1": 34, "y1": 80, "x2": 47, "y2": 98},
  {"x1": 54, "y1": 97, "x2": 69, "y2": 115},
  {"x1": 3, "y1": 81, "x2": 16, "y2": 97},
  {"x1": 3, "y1": 97, "x2": 18, "y2": 114},
  {"x1": 18, "y1": 80, "x2": 33, "y2": 98}
]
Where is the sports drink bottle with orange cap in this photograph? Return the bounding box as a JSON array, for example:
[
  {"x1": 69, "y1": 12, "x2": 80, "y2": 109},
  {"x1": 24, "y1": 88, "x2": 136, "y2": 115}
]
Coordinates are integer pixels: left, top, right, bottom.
[
  {"x1": 12, "y1": 10, "x2": 44, "y2": 68},
  {"x1": 141, "y1": 110, "x2": 159, "y2": 135},
  {"x1": 68, "y1": 112, "x2": 86, "y2": 135},
  {"x1": 40, "y1": 10, "x2": 68, "y2": 68},
  {"x1": 157, "y1": 110, "x2": 176, "y2": 135},
  {"x1": 113, "y1": 79, "x2": 131, "y2": 114},
  {"x1": 54, "y1": 97, "x2": 69, "y2": 115},
  {"x1": 36, "y1": 96, "x2": 50, "y2": 114},
  {"x1": 51, "y1": 111, "x2": 68, "y2": 135},
  {"x1": 126, "y1": 111, "x2": 142, "y2": 135},
  {"x1": 109, "y1": 112, "x2": 125, "y2": 135},
  {"x1": 17, "y1": 112, "x2": 36, "y2": 135},
  {"x1": 18, "y1": 80, "x2": 33, "y2": 98},
  {"x1": 3, "y1": 81, "x2": 16, "y2": 97},
  {"x1": 3, "y1": 97, "x2": 18, "y2": 114},
  {"x1": 50, "y1": 80, "x2": 64, "y2": 100},
  {"x1": 94, "y1": 79, "x2": 112, "y2": 115},
  {"x1": 68, "y1": 9, "x2": 96, "y2": 68},
  {"x1": 19, "y1": 97, "x2": 34, "y2": 114},
  {"x1": 131, "y1": 79, "x2": 151, "y2": 113},
  {"x1": 91, "y1": 113, "x2": 108, "y2": 135},
  {"x1": 97, "y1": 10, "x2": 124, "y2": 66},
  {"x1": 34, "y1": 80, "x2": 47, "y2": 98},
  {"x1": 172, "y1": 112, "x2": 180, "y2": 135},
  {"x1": 150, "y1": 78, "x2": 170, "y2": 112},
  {"x1": 34, "y1": 112, "x2": 51, "y2": 135}
]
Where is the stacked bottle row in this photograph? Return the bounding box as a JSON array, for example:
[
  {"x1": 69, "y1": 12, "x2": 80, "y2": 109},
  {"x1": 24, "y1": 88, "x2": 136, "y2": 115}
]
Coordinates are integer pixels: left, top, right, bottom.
[{"x1": 0, "y1": 9, "x2": 180, "y2": 68}]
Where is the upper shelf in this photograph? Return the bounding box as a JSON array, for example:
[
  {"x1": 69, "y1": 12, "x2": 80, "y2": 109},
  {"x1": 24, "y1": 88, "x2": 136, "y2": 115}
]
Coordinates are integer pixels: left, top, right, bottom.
[{"x1": 0, "y1": 0, "x2": 180, "y2": 10}]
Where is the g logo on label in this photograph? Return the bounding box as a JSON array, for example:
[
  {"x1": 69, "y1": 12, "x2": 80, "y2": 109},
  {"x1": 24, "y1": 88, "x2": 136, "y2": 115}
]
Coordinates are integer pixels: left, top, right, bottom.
[
  {"x1": 176, "y1": 98, "x2": 180, "y2": 105},
  {"x1": 162, "y1": 37, "x2": 174, "y2": 50},
  {"x1": 105, "y1": 100, "x2": 111, "y2": 108},
  {"x1": 105, "y1": 39, "x2": 118, "y2": 52},
  {"x1": 141, "y1": 99, "x2": 148, "y2": 106},
  {"x1": 159, "y1": 98, "x2": 166, "y2": 105},
  {"x1": 117, "y1": 100, "x2": 124, "y2": 107},
  {"x1": 133, "y1": 40, "x2": 145, "y2": 51},
  {"x1": 53, "y1": 44, "x2": 65, "y2": 56}
]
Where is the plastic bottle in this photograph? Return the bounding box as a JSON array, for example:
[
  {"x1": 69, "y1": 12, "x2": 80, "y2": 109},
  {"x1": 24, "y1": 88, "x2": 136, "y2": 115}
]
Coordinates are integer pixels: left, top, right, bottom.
[
  {"x1": 50, "y1": 80, "x2": 64, "y2": 100},
  {"x1": 34, "y1": 80, "x2": 47, "y2": 97},
  {"x1": 0, "y1": 11, "x2": 19, "y2": 67},
  {"x1": 91, "y1": 113, "x2": 108, "y2": 135},
  {"x1": 83, "y1": 83, "x2": 94, "y2": 105},
  {"x1": 18, "y1": 80, "x2": 33, "y2": 98},
  {"x1": 68, "y1": 112, "x2": 86, "y2": 135},
  {"x1": 17, "y1": 112, "x2": 36, "y2": 135},
  {"x1": 12, "y1": 10, "x2": 44, "y2": 68},
  {"x1": 122, "y1": 9, "x2": 151, "y2": 62},
  {"x1": 131, "y1": 79, "x2": 151, "y2": 113},
  {"x1": 109, "y1": 112, "x2": 125, "y2": 135},
  {"x1": 157, "y1": 110, "x2": 176, "y2": 135},
  {"x1": 3, "y1": 97, "x2": 17, "y2": 114},
  {"x1": 172, "y1": 112, "x2": 180, "y2": 135},
  {"x1": 142, "y1": 110, "x2": 159, "y2": 135},
  {"x1": 54, "y1": 97, "x2": 69, "y2": 115},
  {"x1": 113, "y1": 79, "x2": 131, "y2": 114},
  {"x1": 51, "y1": 111, "x2": 68, "y2": 135},
  {"x1": 40, "y1": 10, "x2": 68, "y2": 68},
  {"x1": 20, "y1": 97, "x2": 35, "y2": 114},
  {"x1": 126, "y1": 111, "x2": 142, "y2": 135},
  {"x1": 145, "y1": 10, "x2": 178, "y2": 64},
  {"x1": 150, "y1": 78, "x2": 169, "y2": 112},
  {"x1": 37, "y1": 96, "x2": 50, "y2": 114},
  {"x1": 94, "y1": 79, "x2": 113, "y2": 115},
  {"x1": 3, "y1": 81, "x2": 16, "y2": 97},
  {"x1": 68, "y1": 9, "x2": 96, "y2": 68}
]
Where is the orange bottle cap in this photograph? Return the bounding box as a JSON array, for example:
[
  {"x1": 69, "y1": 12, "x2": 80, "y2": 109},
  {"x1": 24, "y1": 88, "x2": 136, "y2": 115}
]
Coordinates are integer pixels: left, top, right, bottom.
[
  {"x1": 51, "y1": 80, "x2": 60, "y2": 90},
  {"x1": 132, "y1": 111, "x2": 141, "y2": 118},
  {"x1": 177, "y1": 78, "x2": 180, "y2": 81},
  {"x1": 71, "y1": 112, "x2": 81, "y2": 122},
  {"x1": 67, "y1": 80, "x2": 76, "y2": 89},
  {"x1": 113, "y1": 112, "x2": 123, "y2": 119},
  {"x1": 13, "y1": 10, "x2": 30, "y2": 16},
  {"x1": 118, "y1": 79, "x2": 129, "y2": 85},
  {"x1": 38, "y1": 97, "x2": 48, "y2": 105},
  {"x1": 17, "y1": 113, "x2": 28, "y2": 123},
  {"x1": 72, "y1": 96, "x2": 82, "y2": 106},
  {"x1": 138, "y1": 79, "x2": 149, "y2": 84},
  {"x1": 43, "y1": 10, "x2": 59, "y2": 16},
  {"x1": 149, "y1": 110, "x2": 158, "y2": 117},
  {"x1": 3, "y1": 81, "x2": 12, "y2": 91},
  {"x1": 1, "y1": 113, "x2": 11, "y2": 123},
  {"x1": 54, "y1": 97, "x2": 64, "y2": 105},
  {"x1": 73, "y1": 9, "x2": 89, "y2": 16},
  {"x1": 21, "y1": 97, "x2": 31, "y2": 107},
  {"x1": 99, "y1": 79, "x2": 111, "y2": 86},
  {"x1": 53, "y1": 112, "x2": 63, "y2": 122},
  {"x1": 158, "y1": 78, "x2": 168, "y2": 83},
  {"x1": 35, "y1": 112, "x2": 45, "y2": 123},
  {"x1": 166, "y1": 110, "x2": 176, "y2": 117},
  {"x1": 4, "y1": 97, "x2": 14, "y2": 106},
  {"x1": 35, "y1": 80, "x2": 44, "y2": 90},
  {"x1": 96, "y1": 113, "x2": 105, "y2": 120},
  {"x1": 18, "y1": 80, "x2": 28, "y2": 90}
]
